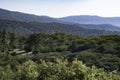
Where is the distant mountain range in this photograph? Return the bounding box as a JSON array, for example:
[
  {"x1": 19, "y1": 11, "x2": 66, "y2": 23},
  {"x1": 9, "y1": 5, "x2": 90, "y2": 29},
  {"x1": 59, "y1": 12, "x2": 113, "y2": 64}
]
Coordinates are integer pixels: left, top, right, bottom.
[
  {"x1": 0, "y1": 8, "x2": 120, "y2": 36},
  {"x1": 1, "y1": 8, "x2": 120, "y2": 26},
  {"x1": 58, "y1": 15, "x2": 120, "y2": 27}
]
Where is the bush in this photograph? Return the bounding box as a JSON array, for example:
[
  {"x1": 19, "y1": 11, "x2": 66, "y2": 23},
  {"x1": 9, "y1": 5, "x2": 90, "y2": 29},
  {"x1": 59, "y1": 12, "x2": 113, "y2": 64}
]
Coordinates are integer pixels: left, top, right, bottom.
[{"x1": 0, "y1": 59, "x2": 120, "y2": 80}]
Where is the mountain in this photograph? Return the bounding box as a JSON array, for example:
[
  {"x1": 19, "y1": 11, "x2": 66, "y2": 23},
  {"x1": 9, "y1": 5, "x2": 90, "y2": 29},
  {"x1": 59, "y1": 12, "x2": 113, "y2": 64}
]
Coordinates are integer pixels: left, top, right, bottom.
[
  {"x1": 58, "y1": 15, "x2": 120, "y2": 27},
  {"x1": 0, "y1": 8, "x2": 120, "y2": 32},
  {"x1": 0, "y1": 8, "x2": 60, "y2": 23},
  {"x1": 0, "y1": 19, "x2": 119, "y2": 36},
  {"x1": 76, "y1": 24, "x2": 120, "y2": 32}
]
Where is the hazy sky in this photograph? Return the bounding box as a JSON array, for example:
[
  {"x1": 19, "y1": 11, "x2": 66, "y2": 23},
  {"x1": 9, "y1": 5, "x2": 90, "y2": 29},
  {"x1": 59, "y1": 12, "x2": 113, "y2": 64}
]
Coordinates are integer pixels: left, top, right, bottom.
[{"x1": 0, "y1": 0, "x2": 120, "y2": 17}]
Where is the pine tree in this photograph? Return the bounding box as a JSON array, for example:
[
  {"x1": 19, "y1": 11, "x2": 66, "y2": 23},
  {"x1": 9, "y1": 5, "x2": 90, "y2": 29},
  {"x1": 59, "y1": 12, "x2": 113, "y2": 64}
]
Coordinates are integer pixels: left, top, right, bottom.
[
  {"x1": 0, "y1": 30, "x2": 10, "y2": 53},
  {"x1": 9, "y1": 33, "x2": 18, "y2": 50}
]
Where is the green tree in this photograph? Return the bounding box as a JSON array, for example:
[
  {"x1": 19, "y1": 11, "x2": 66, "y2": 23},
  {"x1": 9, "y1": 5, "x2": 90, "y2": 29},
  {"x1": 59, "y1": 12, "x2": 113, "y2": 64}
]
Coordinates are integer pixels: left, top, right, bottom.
[
  {"x1": 17, "y1": 60, "x2": 38, "y2": 80},
  {"x1": 25, "y1": 34, "x2": 40, "y2": 52},
  {"x1": 9, "y1": 33, "x2": 18, "y2": 50},
  {"x1": 0, "y1": 30, "x2": 10, "y2": 53}
]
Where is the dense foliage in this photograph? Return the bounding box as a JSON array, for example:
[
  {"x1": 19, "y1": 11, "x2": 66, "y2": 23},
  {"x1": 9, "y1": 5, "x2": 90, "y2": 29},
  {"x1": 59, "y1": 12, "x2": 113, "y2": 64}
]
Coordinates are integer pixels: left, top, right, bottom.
[
  {"x1": 0, "y1": 31, "x2": 120, "y2": 79},
  {"x1": 0, "y1": 8, "x2": 120, "y2": 80},
  {"x1": 0, "y1": 59, "x2": 120, "y2": 80}
]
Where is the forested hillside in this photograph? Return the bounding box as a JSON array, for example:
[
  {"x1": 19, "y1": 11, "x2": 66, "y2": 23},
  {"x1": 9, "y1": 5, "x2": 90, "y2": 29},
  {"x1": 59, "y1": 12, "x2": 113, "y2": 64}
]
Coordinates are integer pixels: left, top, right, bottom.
[
  {"x1": 1, "y1": 8, "x2": 120, "y2": 32},
  {"x1": 0, "y1": 30, "x2": 120, "y2": 79},
  {"x1": 0, "y1": 19, "x2": 120, "y2": 36},
  {"x1": 0, "y1": 8, "x2": 59, "y2": 23},
  {"x1": 77, "y1": 24, "x2": 120, "y2": 32}
]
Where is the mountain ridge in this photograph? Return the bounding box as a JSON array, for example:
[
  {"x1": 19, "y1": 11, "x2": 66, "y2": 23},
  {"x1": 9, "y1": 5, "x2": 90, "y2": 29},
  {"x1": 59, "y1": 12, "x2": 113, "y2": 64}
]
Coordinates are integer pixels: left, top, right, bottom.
[
  {"x1": 0, "y1": 8, "x2": 120, "y2": 32},
  {"x1": 0, "y1": 19, "x2": 119, "y2": 36},
  {"x1": 58, "y1": 15, "x2": 120, "y2": 27},
  {"x1": 0, "y1": 8, "x2": 60, "y2": 23}
]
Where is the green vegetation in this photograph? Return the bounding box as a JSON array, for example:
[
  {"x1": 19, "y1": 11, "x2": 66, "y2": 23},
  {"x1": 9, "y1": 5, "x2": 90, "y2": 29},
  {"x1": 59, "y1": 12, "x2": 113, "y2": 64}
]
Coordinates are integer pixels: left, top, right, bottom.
[
  {"x1": 0, "y1": 19, "x2": 119, "y2": 36},
  {"x1": 0, "y1": 59, "x2": 120, "y2": 80},
  {"x1": 0, "y1": 30, "x2": 120, "y2": 79}
]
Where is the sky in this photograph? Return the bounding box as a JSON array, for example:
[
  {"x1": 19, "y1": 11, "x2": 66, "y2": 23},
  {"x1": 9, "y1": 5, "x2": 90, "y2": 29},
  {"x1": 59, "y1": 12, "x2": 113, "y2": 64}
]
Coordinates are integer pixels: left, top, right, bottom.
[{"x1": 0, "y1": 0, "x2": 120, "y2": 18}]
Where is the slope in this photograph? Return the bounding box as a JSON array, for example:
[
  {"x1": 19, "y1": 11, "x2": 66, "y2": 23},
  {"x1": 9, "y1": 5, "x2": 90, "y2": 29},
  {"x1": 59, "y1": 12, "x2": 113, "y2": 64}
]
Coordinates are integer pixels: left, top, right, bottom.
[
  {"x1": 58, "y1": 15, "x2": 120, "y2": 28},
  {"x1": 0, "y1": 19, "x2": 119, "y2": 36},
  {"x1": 0, "y1": 8, "x2": 59, "y2": 23}
]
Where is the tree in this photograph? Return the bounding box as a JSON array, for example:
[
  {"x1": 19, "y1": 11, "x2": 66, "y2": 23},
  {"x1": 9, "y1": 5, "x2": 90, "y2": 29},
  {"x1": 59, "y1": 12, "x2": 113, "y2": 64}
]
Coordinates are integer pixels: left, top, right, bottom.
[
  {"x1": 25, "y1": 34, "x2": 40, "y2": 52},
  {"x1": 17, "y1": 60, "x2": 38, "y2": 80},
  {"x1": 0, "y1": 30, "x2": 10, "y2": 53},
  {"x1": 9, "y1": 33, "x2": 18, "y2": 50}
]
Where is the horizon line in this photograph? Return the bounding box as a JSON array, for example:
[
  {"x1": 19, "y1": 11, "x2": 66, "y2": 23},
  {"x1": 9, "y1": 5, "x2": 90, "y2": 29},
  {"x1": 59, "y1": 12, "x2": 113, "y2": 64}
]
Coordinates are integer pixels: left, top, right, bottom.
[{"x1": 1, "y1": 8, "x2": 120, "y2": 18}]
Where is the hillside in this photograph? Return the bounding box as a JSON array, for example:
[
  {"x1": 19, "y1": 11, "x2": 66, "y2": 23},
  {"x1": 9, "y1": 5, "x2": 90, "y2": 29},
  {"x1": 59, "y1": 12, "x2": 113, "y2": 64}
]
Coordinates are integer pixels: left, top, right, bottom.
[
  {"x1": 0, "y1": 19, "x2": 119, "y2": 36},
  {"x1": 58, "y1": 15, "x2": 120, "y2": 27},
  {"x1": 0, "y1": 32, "x2": 120, "y2": 80},
  {"x1": 76, "y1": 24, "x2": 120, "y2": 32},
  {"x1": 1, "y1": 8, "x2": 120, "y2": 32},
  {"x1": 0, "y1": 8, "x2": 59, "y2": 23},
  {"x1": 1, "y1": 0, "x2": 120, "y2": 80}
]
